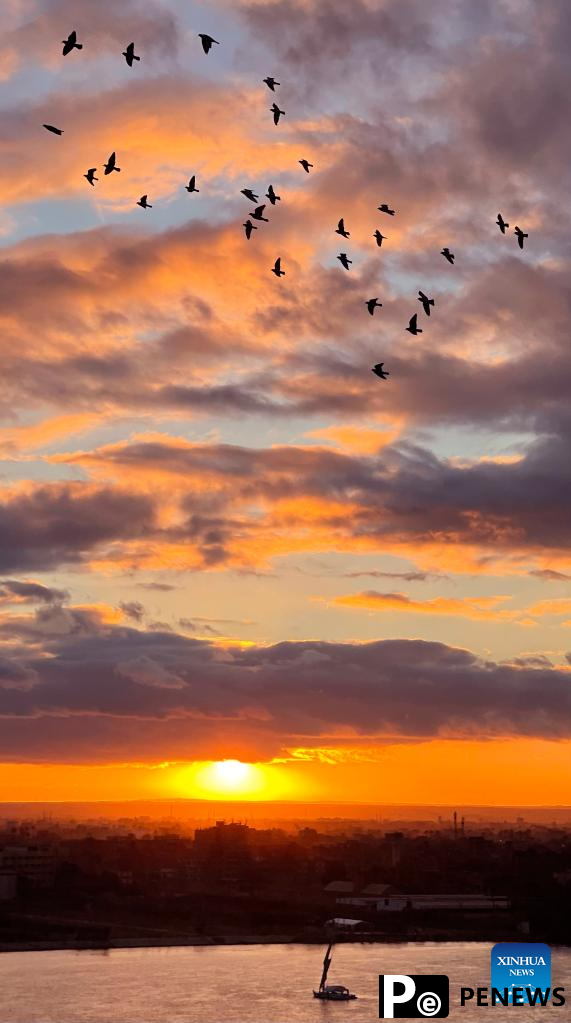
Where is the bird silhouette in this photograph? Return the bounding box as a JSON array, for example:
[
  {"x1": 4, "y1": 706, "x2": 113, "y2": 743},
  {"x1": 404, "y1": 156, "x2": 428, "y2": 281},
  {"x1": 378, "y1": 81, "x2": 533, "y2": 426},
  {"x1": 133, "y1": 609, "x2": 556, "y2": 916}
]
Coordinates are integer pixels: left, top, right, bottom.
[
  {"x1": 103, "y1": 151, "x2": 120, "y2": 173},
  {"x1": 441, "y1": 247, "x2": 455, "y2": 264},
  {"x1": 241, "y1": 188, "x2": 259, "y2": 202},
  {"x1": 199, "y1": 34, "x2": 219, "y2": 54},
  {"x1": 515, "y1": 226, "x2": 528, "y2": 249},
  {"x1": 84, "y1": 168, "x2": 98, "y2": 186},
  {"x1": 374, "y1": 230, "x2": 387, "y2": 247},
  {"x1": 496, "y1": 213, "x2": 509, "y2": 234},
  {"x1": 418, "y1": 290, "x2": 435, "y2": 316},
  {"x1": 372, "y1": 363, "x2": 389, "y2": 379},
  {"x1": 336, "y1": 218, "x2": 350, "y2": 238},
  {"x1": 263, "y1": 77, "x2": 280, "y2": 91},
  {"x1": 337, "y1": 253, "x2": 352, "y2": 270},
  {"x1": 406, "y1": 313, "x2": 423, "y2": 336},
  {"x1": 243, "y1": 220, "x2": 257, "y2": 240},
  {"x1": 271, "y1": 258, "x2": 285, "y2": 277},
  {"x1": 185, "y1": 175, "x2": 199, "y2": 193},
  {"x1": 378, "y1": 203, "x2": 395, "y2": 216},
  {"x1": 137, "y1": 195, "x2": 152, "y2": 209},
  {"x1": 62, "y1": 31, "x2": 82, "y2": 56},
  {"x1": 251, "y1": 205, "x2": 269, "y2": 222},
  {"x1": 266, "y1": 184, "x2": 280, "y2": 205},
  {"x1": 299, "y1": 159, "x2": 313, "y2": 173},
  {"x1": 271, "y1": 103, "x2": 285, "y2": 125},
  {"x1": 366, "y1": 298, "x2": 382, "y2": 316},
  {"x1": 43, "y1": 124, "x2": 63, "y2": 135},
  {"x1": 122, "y1": 42, "x2": 140, "y2": 67}
]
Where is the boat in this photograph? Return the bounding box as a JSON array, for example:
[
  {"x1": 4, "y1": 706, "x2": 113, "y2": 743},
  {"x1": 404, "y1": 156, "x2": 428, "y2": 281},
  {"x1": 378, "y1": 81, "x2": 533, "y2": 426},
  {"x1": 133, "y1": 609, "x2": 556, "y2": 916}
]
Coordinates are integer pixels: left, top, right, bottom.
[{"x1": 313, "y1": 942, "x2": 357, "y2": 1000}]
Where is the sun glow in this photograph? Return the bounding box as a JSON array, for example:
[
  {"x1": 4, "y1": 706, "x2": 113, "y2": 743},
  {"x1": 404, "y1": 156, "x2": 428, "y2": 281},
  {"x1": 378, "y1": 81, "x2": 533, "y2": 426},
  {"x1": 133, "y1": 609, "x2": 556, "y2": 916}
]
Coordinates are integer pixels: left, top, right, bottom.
[
  {"x1": 179, "y1": 759, "x2": 270, "y2": 800},
  {"x1": 207, "y1": 760, "x2": 256, "y2": 793}
]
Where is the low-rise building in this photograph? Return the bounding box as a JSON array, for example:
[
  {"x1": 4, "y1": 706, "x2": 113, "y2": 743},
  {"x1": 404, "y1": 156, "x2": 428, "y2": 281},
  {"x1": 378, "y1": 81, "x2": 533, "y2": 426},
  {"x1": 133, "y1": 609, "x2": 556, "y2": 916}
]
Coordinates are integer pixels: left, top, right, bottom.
[
  {"x1": 376, "y1": 894, "x2": 510, "y2": 912},
  {"x1": 0, "y1": 874, "x2": 17, "y2": 901},
  {"x1": 0, "y1": 845, "x2": 56, "y2": 888}
]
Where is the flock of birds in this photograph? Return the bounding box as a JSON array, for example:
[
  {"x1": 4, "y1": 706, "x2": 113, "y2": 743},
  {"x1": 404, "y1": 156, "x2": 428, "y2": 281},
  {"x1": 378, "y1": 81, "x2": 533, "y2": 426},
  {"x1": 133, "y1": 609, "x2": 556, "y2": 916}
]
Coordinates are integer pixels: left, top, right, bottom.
[{"x1": 42, "y1": 31, "x2": 530, "y2": 383}]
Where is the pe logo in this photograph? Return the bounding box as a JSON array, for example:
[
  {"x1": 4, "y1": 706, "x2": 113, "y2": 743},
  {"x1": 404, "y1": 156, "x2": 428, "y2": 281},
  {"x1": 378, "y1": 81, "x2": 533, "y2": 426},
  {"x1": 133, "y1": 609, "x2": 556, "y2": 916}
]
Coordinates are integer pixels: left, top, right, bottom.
[
  {"x1": 379, "y1": 975, "x2": 449, "y2": 1018},
  {"x1": 491, "y1": 943, "x2": 551, "y2": 1004}
]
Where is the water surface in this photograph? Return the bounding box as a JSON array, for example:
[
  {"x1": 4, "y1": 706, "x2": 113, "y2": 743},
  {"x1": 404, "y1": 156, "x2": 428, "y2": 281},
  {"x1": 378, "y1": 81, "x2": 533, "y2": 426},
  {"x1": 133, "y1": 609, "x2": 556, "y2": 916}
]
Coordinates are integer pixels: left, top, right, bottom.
[{"x1": 1, "y1": 942, "x2": 569, "y2": 1022}]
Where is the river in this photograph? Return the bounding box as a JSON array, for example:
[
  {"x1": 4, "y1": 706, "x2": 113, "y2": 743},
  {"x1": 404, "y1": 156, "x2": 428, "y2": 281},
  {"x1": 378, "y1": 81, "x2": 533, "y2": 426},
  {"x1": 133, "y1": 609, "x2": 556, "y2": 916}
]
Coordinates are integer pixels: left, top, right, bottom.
[{"x1": 1, "y1": 941, "x2": 569, "y2": 1021}]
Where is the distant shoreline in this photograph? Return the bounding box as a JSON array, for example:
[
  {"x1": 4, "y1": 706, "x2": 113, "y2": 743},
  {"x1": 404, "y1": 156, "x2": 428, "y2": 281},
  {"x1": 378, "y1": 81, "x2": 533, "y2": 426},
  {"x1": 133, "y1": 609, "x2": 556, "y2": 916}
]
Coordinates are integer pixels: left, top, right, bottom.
[{"x1": 2, "y1": 933, "x2": 568, "y2": 954}]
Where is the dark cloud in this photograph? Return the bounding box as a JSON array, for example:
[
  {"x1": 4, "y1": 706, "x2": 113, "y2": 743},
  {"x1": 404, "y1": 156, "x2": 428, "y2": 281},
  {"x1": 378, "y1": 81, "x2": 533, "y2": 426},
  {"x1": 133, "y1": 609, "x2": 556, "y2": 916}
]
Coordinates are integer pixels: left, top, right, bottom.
[
  {"x1": 119, "y1": 601, "x2": 146, "y2": 622},
  {"x1": 530, "y1": 569, "x2": 570, "y2": 582},
  {"x1": 0, "y1": 615, "x2": 569, "y2": 760},
  {"x1": 0, "y1": 485, "x2": 156, "y2": 572},
  {"x1": 0, "y1": 426, "x2": 566, "y2": 575},
  {"x1": 0, "y1": 657, "x2": 38, "y2": 692},
  {"x1": 0, "y1": 580, "x2": 68, "y2": 604},
  {"x1": 138, "y1": 582, "x2": 179, "y2": 592},
  {"x1": 341, "y1": 571, "x2": 445, "y2": 583},
  {"x1": 67, "y1": 432, "x2": 571, "y2": 565}
]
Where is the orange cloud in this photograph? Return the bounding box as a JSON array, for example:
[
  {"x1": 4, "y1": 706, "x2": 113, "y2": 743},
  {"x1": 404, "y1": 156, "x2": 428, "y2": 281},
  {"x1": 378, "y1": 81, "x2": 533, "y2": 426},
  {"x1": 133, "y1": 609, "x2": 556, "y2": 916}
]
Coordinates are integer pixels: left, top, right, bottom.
[
  {"x1": 0, "y1": 414, "x2": 99, "y2": 454},
  {"x1": 328, "y1": 590, "x2": 523, "y2": 622},
  {"x1": 306, "y1": 422, "x2": 401, "y2": 453},
  {"x1": 525, "y1": 599, "x2": 571, "y2": 617}
]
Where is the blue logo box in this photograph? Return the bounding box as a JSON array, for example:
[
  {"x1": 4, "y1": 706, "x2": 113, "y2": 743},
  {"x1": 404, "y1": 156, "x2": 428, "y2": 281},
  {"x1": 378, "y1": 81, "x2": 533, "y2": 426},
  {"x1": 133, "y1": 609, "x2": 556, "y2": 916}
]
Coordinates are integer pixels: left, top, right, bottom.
[{"x1": 491, "y1": 943, "x2": 551, "y2": 1004}]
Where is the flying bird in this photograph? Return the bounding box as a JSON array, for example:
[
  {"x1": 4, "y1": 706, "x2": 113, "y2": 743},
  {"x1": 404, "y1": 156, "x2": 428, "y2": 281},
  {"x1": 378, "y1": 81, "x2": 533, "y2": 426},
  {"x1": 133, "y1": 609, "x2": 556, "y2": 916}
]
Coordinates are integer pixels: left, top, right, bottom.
[
  {"x1": 406, "y1": 313, "x2": 423, "y2": 336},
  {"x1": 266, "y1": 184, "x2": 280, "y2": 205},
  {"x1": 418, "y1": 290, "x2": 435, "y2": 316},
  {"x1": 378, "y1": 203, "x2": 395, "y2": 216},
  {"x1": 185, "y1": 175, "x2": 199, "y2": 193},
  {"x1": 374, "y1": 230, "x2": 387, "y2": 247},
  {"x1": 366, "y1": 298, "x2": 382, "y2": 316},
  {"x1": 251, "y1": 204, "x2": 269, "y2": 222},
  {"x1": 372, "y1": 362, "x2": 389, "y2": 379},
  {"x1": 299, "y1": 159, "x2": 313, "y2": 173},
  {"x1": 104, "y1": 151, "x2": 121, "y2": 174},
  {"x1": 122, "y1": 42, "x2": 140, "y2": 67},
  {"x1": 84, "y1": 167, "x2": 98, "y2": 186},
  {"x1": 336, "y1": 218, "x2": 350, "y2": 238},
  {"x1": 241, "y1": 188, "x2": 259, "y2": 202},
  {"x1": 271, "y1": 258, "x2": 285, "y2": 277},
  {"x1": 243, "y1": 220, "x2": 257, "y2": 240},
  {"x1": 441, "y1": 247, "x2": 455, "y2": 264},
  {"x1": 43, "y1": 123, "x2": 63, "y2": 135},
  {"x1": 263, "y1": 77, "x2": 280, "y2": 91},
  {"x1": 337, "y1": 253, "x2": 352, "y2": 270},
  {"x1": 137, "y1": 195, "x2": 152, "y2": 208},
  {"x1": 496, "y1": 213, "x2": 509, "y2": 234},
  {"x1": 515, "y1": 225, "x2": 528, "y2": 249},
  {"x1": 271, "y1": 103, "x2": 285, "y2": 125},
  {"x1": 199, "y1": 34, "x2": 219, "y2": 54},
  {"x1": 62, "y1": 31, "x2": 82, "y2": 56}
]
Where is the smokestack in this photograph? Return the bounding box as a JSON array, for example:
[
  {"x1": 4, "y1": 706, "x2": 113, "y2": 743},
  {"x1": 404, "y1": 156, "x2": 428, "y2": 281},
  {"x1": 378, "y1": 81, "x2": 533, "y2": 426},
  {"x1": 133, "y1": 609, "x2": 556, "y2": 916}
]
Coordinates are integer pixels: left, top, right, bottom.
[{"x1": 453, "y1": 811, "x2": 458, "y2": 837}]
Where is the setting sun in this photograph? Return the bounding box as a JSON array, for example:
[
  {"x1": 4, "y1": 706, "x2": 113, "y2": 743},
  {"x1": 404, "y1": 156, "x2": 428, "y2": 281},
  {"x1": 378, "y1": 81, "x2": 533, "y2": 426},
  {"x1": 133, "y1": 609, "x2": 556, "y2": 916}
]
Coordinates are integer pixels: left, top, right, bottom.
[
  {"x1": 184, "y1": 760, "x2": 268, "y2": 800},
  {"x1": 168, "y1": 759, "x2": 307, "y2": 801},
  {"x1": 209, "y1": 760, "x2": 255, "y2": 792}
]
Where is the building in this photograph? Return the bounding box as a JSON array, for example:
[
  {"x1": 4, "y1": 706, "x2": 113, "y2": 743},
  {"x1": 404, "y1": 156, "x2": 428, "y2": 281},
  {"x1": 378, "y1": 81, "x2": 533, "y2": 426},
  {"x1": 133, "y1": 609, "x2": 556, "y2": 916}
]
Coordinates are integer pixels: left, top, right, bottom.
[
  {"x1": 0, "y1": 845, "x2": 56, "y2": 888},
  {"x1": 0, "y1": 874, "x2": 17, "y2": 901},
  {"x1": 376, "y1": 894, "x2": 510, "y2": 912},
  {"x1": 323, "y1": 880, "x2": 355, "y2": 896}
]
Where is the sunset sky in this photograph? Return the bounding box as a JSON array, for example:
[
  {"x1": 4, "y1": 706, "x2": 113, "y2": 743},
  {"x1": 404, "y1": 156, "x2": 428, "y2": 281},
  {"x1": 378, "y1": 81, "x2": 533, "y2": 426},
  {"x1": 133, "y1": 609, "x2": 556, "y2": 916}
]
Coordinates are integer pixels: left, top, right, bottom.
[{"x1": 0, "y1": 0, "x2": 570, "y2": 807}]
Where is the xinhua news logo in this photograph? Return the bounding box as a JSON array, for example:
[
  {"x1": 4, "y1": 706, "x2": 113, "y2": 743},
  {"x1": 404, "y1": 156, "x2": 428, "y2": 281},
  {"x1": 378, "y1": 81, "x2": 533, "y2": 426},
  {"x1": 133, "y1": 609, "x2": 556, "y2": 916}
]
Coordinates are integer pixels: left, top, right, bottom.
[
  {"x1": 491, "y1": 943, "x2": 551, "y2": 1005},
  {"x1": 379, "y1": 975, "x2": 449, "y2": 1018}
]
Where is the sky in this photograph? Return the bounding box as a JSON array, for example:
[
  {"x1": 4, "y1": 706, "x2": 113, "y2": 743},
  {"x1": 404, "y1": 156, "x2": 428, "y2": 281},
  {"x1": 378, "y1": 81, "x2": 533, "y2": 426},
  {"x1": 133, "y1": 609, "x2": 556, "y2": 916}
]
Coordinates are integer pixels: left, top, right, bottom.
[{"x1": 0, "y1": 0, "x2": 570, "y2": 807}]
